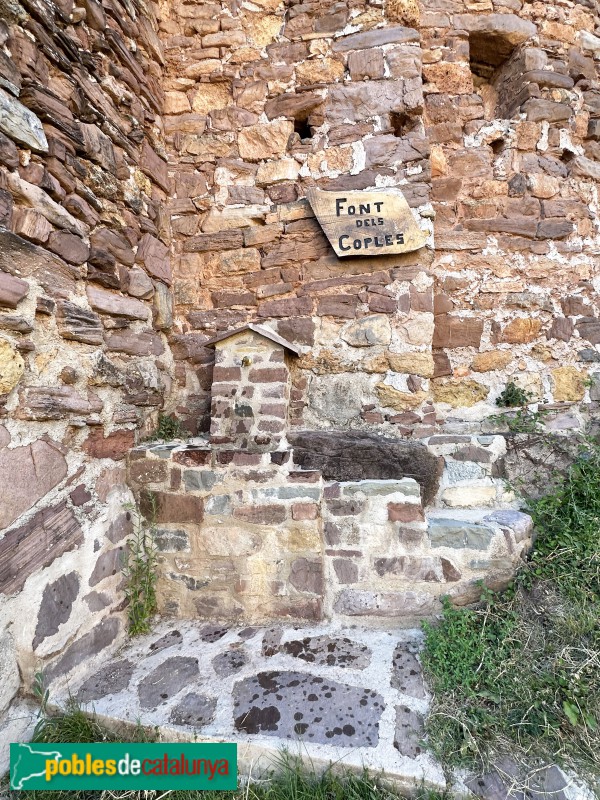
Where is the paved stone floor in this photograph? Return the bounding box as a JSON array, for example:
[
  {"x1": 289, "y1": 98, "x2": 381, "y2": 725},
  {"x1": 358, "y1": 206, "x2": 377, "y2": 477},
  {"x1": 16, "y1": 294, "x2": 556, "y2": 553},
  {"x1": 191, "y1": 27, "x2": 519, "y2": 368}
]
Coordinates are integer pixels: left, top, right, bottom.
[
  {"x1": 47, "y1": 621, "x2": 595, "y2": 799},
  {"x1": 50, "y1": 620, "x2": 445, "y2": 792}
]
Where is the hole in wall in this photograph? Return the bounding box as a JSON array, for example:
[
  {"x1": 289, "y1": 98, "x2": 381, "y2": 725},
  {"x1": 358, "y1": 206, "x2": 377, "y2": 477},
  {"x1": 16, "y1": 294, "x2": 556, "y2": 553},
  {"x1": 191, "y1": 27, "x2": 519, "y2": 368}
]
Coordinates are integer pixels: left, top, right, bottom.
[
  {"x1": 560, "y1": 149, "x2": 576, "y2": 164},
  {"x1": 390, "y1": 111, "x2": 418, "y2": 138},
  {"x1": 294, "y1": 117, "x2": 312, "y2": 141},
  {"x1": 490, "y1": 138, "x2": 505, "y2": 155},
  {"x1": 468, "y1": 33, "x2": 517, "y2": 80}
]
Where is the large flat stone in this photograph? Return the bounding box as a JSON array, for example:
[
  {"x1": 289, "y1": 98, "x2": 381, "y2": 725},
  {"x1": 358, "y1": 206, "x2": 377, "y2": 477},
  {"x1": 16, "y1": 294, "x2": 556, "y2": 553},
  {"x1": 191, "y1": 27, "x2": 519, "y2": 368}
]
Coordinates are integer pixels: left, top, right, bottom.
[
  {"x1": 0, "y1": 271, "x2": 28, "y2": 309},
  {"x1": 342, "y1": 479, "x2": 421, "y2": 498},
  {"x1": 334, "y1": 589, "x2": 439, "y2": 617},
  {"x1": 0, "y1": 231, "x2": 82, "y2": 297},
  {"x1": 16, "y1": 386, "x2": 103, "y2": 422},
  {"x1": 33, "y1": 572, "x2": 79, "y2": 649},
  {"x1": 289, "y1": 431, "x2": 442, "y2": 505},
  {"x1": 483, "y1": 511, "x2": 532, "y2": 543},
  {"x1": 77, "y1": 660, "x2": 136, "y2": 704},
  {"x1": 86, "y1": 285, "x2": 149, "y2": 320},
  {"x1": 170, "y1": 692, "x2": 217, "y2": 728},
  {"x1": 325, "y1": 82, "x2": 410, "y2": 123},
  {"x1": 46, "y1": 617, "x2": 121, "y2": 682},
  {"x1": 0, "y1": 500, "x2": 83, "y2": 596},
  {"x1": 394, "y1": 705, "x2": 424, "y2": 758},
  {"x1": 0, "y1": 86, "x2": 47, "y2": 151},
  {"x1": 233, "y1": 671, "x2": 383, "y2": 746},
  {"x1": 212, "y1": 648, "x2": 248, "y2": 677},
  {"x1": 332, "y1": 25, "x2": 419, "y2": 51},
  {"x1": 138, "y1": 656, "x2": 199, "y2": 709},
  {"x1": 391, "y1": 643, "x2": 425, "y2": 698},
  {"x1": 428, "y1": 519, "x2": 494, "y2": 550}
]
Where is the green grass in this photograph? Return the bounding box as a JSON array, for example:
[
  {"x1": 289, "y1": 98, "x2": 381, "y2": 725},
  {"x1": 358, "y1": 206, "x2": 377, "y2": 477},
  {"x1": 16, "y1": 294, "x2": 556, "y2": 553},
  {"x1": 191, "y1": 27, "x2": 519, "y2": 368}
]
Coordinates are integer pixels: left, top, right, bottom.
[
  {"x1": 421, "y1": 441, "x2": 600, "y2": 782},
  {"x1": 144, "y1": 413, "x2": 186, "y2": 442}
]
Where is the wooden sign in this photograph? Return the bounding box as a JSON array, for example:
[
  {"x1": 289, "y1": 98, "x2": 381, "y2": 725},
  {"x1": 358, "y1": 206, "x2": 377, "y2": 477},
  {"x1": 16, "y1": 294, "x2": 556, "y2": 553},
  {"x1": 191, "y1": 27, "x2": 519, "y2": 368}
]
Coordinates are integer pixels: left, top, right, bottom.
[{"x1": 306, "y1": 187, "x2": 428, "y2": 258}]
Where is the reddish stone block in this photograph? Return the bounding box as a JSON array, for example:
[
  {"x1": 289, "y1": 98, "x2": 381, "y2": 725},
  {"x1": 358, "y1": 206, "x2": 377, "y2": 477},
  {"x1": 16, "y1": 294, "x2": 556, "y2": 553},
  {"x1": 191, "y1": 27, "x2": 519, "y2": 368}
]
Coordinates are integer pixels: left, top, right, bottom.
[
  {"x1": 257, "y1": 296, "x2": 313, "y2": 317},
  {"x1": 136, "y1": 233, "x2": 171, "y2": 285},
  {"x1": 213, "y1": 366, "x2": 242, "y2": 382},
  {"x1": 388, "y1": 503, "x2": 425, "y2": 523},
  {"x1": 547, "y1": 317, "x2": 574, "y2": 342},
  {"x1": 289, "y1": 557, "x2": 323, "y2": 596},
  {"x1": 260, "y1": 403, "x2": 287, "y2": 418},
  {"x1": 288, "y1": 470, "x2": 321, "y2": 483},
  {"x1": 83, "y1": 429, "x2": 135, "y2": 460},
  {"x1": 172, "y1": 449, "x2": 211, "y2": 466},
  {"x1": 410, "y1": 287, "x2": 433, "y2": 313},
  {"x1": 442, "y1": 558, "x2": 461, "y2": 581},
  {"x1": 433, "y1": 352, "x2": 452, "y2": 377},
  {"x1": 170, "y1": 467, "x2": 182, "y2": 491},
  {"x1": 140, "y1": 140, "x2": 169, "y2": 193},
  {"x1": 141, "y1": 491, "x2": 203, "y2": 524},
  {"x1": 433, "y1": 315, "x2": 484, "y2": 348},
  {"x1": 233, "y1": 505, "x2": 287, "y2": 524},
  {"x1": 292, "y1": 502, "x2": 318, "y2": 520},
  {"x1": 0, "y1": 501, "x2": 83, "y2": 595},
  {"x1": 95, "y1": 467, "x2": 127, "y2": 502},
  {"x1": 248, "y1": 368, "x2": 288, "y2": 383},
  {"x1": 258, "y1": 419, "x2": 285, "y2": 433},
  {"x1": 362, "y1": 411, "x2": 384, "y2": 423},
  {"x1": 316, "y1": 295, "x2": 358, "y2": 318},
  {"x1": 0, "y1": 271, "x2": 28, "y2": 309},
  {"x1": 271, "y1": 451, "x2": 291, "y2": 465},
  {"x1": 70, "y1": 484, "x2": 92, "y2": 506},
  {"x1": 273, "y1": 598, "x2": 322, "y2": 620},
  {"x1": 211, "y1": 290, "x2": 256, "y2": 308},
  {"x1": 369, "y1": 294, "x2": 397, "y2": 313},
  {"x1": 231, "y1": 452, "x2": 262, "y2": 466},
  {"x1": 129, "y1": 459, "x2": 168, "y2": 485},
  {"x1": 561, "y1": 295, "x2": 590, "y2": 316},
  {"x1": 389, "y1": 411, "x2": 421, "y2": 425}
]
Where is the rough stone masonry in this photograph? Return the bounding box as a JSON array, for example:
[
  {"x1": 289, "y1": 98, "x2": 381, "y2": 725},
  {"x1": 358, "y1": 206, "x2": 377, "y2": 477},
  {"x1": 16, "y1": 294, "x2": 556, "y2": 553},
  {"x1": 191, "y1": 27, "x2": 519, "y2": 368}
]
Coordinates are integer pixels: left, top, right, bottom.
[{"x1": 1, "y1": 0, "x2": 600, "y2": 767}]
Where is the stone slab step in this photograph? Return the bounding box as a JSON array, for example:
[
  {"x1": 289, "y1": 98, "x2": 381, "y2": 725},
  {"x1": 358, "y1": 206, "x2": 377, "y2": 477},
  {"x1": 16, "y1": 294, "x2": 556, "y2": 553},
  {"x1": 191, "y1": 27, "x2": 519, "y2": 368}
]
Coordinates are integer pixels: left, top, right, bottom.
[{"x1": 48, "y1": 620, "x2": 446, "y2": 792}]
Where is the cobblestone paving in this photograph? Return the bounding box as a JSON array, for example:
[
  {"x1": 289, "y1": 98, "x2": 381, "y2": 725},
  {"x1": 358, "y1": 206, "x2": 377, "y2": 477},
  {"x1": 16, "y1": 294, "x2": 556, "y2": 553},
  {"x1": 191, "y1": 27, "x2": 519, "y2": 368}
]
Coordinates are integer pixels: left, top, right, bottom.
[{"x1": 51, "y1": 621, "x2": 444, "y2": 791}]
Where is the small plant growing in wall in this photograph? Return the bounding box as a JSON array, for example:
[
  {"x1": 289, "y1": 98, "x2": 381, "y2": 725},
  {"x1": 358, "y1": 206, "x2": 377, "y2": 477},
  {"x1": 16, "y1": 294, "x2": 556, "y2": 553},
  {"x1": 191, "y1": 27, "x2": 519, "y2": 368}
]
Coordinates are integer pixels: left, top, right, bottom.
[
  {"x1": 496, "y1": 381, "x2": 533, "y2": 408},
  {"x1": 144, "y1": 412, "x2": 186, "y2": 442},
  {"x1": 121, "y1": 498, "x2": 158, "y2": 636}
]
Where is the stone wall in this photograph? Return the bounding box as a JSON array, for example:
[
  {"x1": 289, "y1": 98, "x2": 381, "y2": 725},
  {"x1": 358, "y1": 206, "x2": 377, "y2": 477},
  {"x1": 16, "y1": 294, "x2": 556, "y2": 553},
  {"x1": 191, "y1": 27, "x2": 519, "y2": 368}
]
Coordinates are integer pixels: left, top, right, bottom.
[
  {"x1": 127, "y1": 436, "x2": 532, "y2": 625},
  {"x1": 3, "y1": 0, "x2": 600, "y2": 764},
  {"x1": 0, "y1": 0, "x2": 175, "y2": 751},
  {"x1": 162, "y1": 0, "x2": 600, "y2": 440}
]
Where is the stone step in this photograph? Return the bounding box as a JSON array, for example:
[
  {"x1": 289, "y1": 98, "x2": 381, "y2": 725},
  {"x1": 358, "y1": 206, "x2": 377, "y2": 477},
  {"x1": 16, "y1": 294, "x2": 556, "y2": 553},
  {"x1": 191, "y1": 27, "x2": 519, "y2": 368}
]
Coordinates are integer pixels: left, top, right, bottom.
[{"x1": 48, "y1": 620, "x2": 446, "y2": 793}]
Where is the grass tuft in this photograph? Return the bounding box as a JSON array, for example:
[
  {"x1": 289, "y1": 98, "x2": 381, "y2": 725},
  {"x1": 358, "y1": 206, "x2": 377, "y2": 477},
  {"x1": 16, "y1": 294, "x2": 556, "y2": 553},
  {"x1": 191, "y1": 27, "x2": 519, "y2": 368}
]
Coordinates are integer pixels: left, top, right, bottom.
[{"x1": 145, "y1": 413, "x2": 186, "y2": 442}]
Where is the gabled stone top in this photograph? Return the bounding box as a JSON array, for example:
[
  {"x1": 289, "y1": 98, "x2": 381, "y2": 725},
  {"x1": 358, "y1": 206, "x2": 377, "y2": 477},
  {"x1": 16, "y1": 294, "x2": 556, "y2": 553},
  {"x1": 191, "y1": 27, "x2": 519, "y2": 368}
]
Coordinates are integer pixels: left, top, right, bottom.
[{"x1": 203, "y1": 323, "x2": 301, "y2": 356}]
